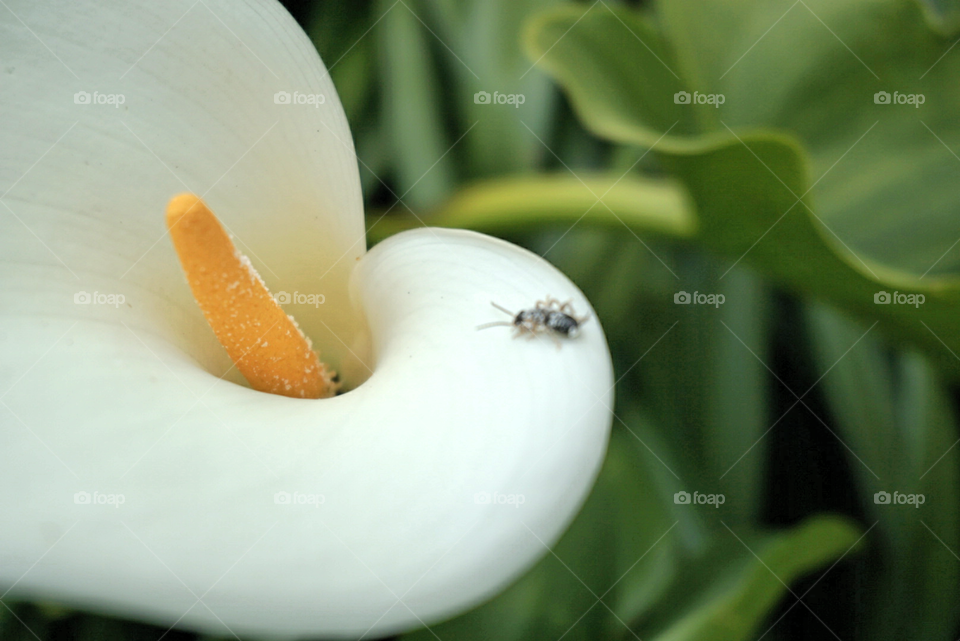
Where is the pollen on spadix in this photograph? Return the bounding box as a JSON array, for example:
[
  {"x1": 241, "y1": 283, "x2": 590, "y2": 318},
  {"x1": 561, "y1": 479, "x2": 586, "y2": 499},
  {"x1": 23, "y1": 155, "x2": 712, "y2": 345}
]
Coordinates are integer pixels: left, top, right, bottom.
[{"x1": 165, "y1": 194, "x2": 337, "y2": 399}]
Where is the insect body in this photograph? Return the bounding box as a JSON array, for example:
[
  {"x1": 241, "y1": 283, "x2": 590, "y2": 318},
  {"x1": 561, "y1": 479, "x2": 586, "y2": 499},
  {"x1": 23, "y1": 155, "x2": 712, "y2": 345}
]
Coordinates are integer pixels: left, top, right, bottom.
[{"x1": 477, "y1": 297, "x2": 589, "y2": 344}]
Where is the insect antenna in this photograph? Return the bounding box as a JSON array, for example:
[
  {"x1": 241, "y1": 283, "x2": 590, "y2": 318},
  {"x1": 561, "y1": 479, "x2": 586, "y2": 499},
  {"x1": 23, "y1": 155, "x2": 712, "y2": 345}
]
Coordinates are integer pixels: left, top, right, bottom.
[
  {"x1": 476, "y1": 320, "x2": 514, "y2": 331},
  {"x1": 476, "y1": 301, "x2": 517, "y2": 331},
  {"x1": 490, "y1": 301, "x2": 515, "y2": 316}
]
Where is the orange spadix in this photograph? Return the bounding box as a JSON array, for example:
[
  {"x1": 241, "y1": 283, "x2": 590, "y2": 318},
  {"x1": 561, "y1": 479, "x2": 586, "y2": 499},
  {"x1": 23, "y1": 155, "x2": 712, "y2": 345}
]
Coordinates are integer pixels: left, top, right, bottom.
[{"x1": 166, "y1": 194, "x2": 336, "y2": 399}]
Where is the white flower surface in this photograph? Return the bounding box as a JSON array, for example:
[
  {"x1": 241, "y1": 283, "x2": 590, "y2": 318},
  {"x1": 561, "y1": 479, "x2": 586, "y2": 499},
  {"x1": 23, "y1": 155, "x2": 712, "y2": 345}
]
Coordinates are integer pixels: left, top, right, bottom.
[{"x1": 0, "y1": 0, "x2": 614, "y2": 637}]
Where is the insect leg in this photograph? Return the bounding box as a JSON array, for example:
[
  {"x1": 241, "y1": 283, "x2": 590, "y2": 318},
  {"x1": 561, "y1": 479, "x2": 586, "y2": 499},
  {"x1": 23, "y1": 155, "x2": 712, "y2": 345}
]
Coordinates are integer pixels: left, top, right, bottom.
[
  {"x1": 523, "y1": 319, "x2": 541, "y2": 340},
  {"x1": 543, "y1": 296, "x2": 562, "y2": 310}
]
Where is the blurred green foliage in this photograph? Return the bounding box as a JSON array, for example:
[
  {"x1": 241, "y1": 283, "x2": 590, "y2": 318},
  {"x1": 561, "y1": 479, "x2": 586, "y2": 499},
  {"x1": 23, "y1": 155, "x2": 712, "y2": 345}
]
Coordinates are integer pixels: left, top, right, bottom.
[{"x1": 6, "y1": 0, "x2": 960, "y2": 639}]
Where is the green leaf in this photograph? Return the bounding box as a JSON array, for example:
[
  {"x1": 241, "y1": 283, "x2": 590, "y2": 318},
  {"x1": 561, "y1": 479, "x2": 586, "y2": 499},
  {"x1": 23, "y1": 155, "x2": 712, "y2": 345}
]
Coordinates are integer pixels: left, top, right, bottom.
[
  {"x1": 655, "y1": 0, "x2": 960, "y2": 274},
  {"x1": 368, "y1": 173, "x2": 696, "y2": 243},
  {"x1": 642, "y1": 516, "x2": 863, "y2": 641},
  {"x1": 523, "y1": 1, "x2": 960, "y2": 378}
]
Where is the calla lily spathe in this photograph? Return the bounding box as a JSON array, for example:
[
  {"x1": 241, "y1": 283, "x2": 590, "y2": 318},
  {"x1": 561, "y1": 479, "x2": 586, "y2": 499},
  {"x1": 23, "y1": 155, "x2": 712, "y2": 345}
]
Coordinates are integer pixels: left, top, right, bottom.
[{"x1": 0, "y1": 0, "x2": 613, "y2": 638}]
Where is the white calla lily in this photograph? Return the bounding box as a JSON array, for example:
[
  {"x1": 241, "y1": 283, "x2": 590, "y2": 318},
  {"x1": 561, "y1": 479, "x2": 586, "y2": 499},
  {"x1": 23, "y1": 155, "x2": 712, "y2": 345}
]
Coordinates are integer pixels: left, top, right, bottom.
[{"x1": 0, "y1": 0, "x2": 613, "y2": 638}]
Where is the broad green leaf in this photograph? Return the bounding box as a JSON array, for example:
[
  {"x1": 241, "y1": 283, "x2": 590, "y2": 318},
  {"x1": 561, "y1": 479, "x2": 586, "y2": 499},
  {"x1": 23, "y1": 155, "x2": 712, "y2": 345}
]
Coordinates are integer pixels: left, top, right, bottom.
[
  {"x1": 523, "y1": 2, "x2": 960, "y2": 377},
  {"x1": 523, "y1": 4, "x2": 699, "y2": 147},
  {"x1": 656, "y1": 0, "x2": 960, "y2": 274},
  {"x1": 367, "y1": 173, "x2": 696, "y2": 243}
]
